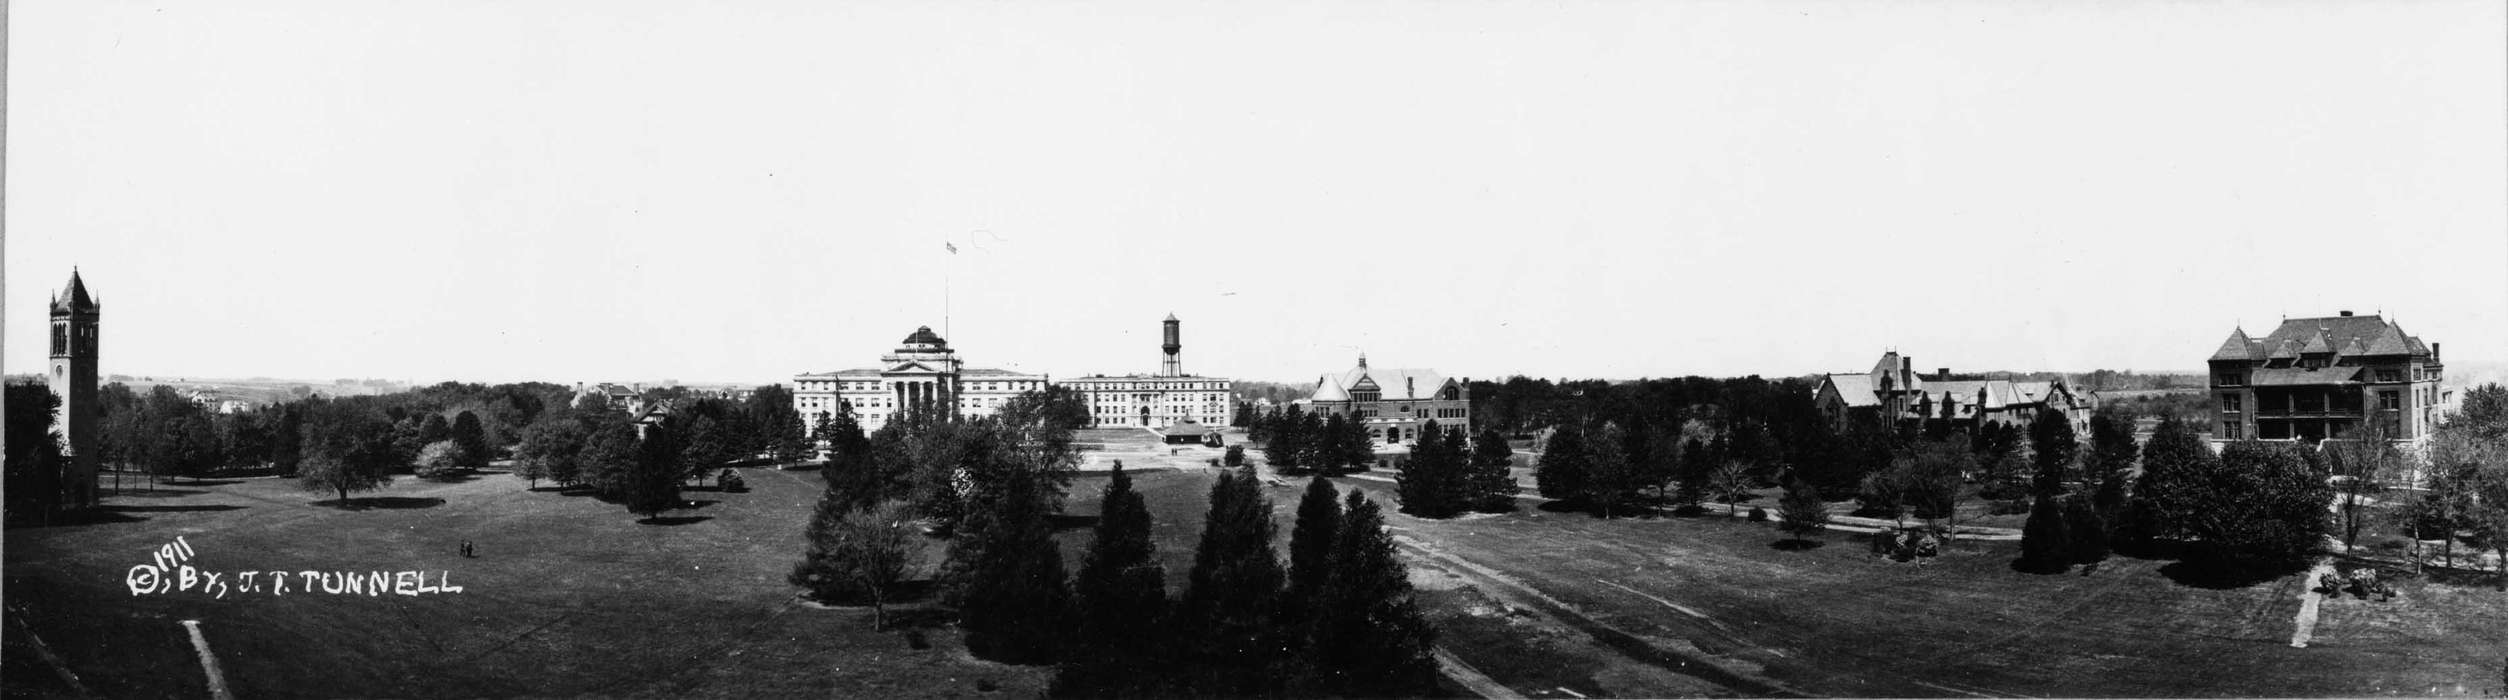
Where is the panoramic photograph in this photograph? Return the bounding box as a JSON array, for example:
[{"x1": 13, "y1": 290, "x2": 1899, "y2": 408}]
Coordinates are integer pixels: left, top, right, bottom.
[{"x1": 6, "y1": 1, "x2": 2506, "y2": 698}]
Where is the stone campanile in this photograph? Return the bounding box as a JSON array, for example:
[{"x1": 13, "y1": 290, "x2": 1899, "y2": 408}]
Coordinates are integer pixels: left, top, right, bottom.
[
  {"x1": 49, "y1": 269, "x2": 101, "y2": 508},
  {"x1": 1160, "y1": 313, "x2": 1183, "y2": 377}
]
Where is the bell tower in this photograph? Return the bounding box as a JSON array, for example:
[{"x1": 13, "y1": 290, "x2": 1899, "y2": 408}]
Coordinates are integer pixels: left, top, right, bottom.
[
  {"x1": 1160, "y1": 313, "x2": 1183, "y2": 377},
  {"x1": 49, "y1": 269, "x2": 101, "y2": 508}
]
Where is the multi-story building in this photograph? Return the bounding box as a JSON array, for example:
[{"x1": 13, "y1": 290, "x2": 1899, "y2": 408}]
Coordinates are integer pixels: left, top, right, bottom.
[
  {"x1": 2208, "y1": 312, "x2": 2445, "y2": 448},
  {"x1": 1812, "y1": 350, "x2": 2091, "y2": 435},
  {"x1": 1296, "y1": 355, "x2": 1469, "y2": 446},
  {"x1": 791, "y1": 326, "x2": 1048, "y2": 432},
  {"x1": 1060, "y1": 315, "x2": 1234, "y2": 429}
]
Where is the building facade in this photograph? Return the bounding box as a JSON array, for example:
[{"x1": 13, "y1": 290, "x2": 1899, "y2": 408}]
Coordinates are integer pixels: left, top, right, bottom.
[
  {"x1": 49, "y1": 270, "x2": 101, "y2": 509},
  {"x1": 2208, "y1": 312, "x2": 2445, "y2": 448},
  {"x1": 791, "y1": 326, "x2": 1048, "y2": 432},
  {"x1": 1060, "y1": 314, "x2": 1234, "y2": 429},
  {"x1": 1296, "y1": 355, "x2": 1469, "y2": 446},
  {"x1": 1812, "y1": 350, "x2": 2091, "y2": 435}
]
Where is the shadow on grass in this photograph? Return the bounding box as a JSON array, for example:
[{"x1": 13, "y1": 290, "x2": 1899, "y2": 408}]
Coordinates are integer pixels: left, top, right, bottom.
[
  {"x1": 526, "y1": 485, "x2": 569, "y2": 493},
  {"x1": 2401, "y1": 564, "x2": 2508, "y2": 590},
  {"x1": 638, "y1": 515, "x2": 712, "y2": 526},
  {"x1": 109, "y1": 489, "x2": 208, "y2": 499},
  {"x1": 317, "y1": 497, "x2": 448, "y2": 511},
  {"x1": 5, "y1": 509, "x2": 149, "y2": 528},
  {"x1": 1047, "y1": 513, "x2": 1100, "y2": 530},
  {"x1": 1770, "y1": 538, "x2": 1824, "y2": 551},
  {"x1": 418, "y1": 472, "x2": 486, "y2": 484},
  {"x1": 102, "y1": 504, "x2": 246, "y2": 514},
  {"x1": 1534, "y1": 499, "x2": 1587, "y2": 514},
  {"x1": 2158, "y1": 559, "x2": 2300, "y2": 590},
  {"x1": 170, "y1": 479, "x2": 246, "y2": 487},
  {"x1": 678, "y1": 499, "x2": 718, "y2": 510}
]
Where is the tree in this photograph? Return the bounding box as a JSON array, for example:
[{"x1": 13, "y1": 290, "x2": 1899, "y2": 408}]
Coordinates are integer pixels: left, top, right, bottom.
[
  {"x1": 1294, "y1": 492, "x2": 1439, "y2": 698},
  {"x1": 450, "y1": 410, "x2": 492, "y2": 469},
  {"x1": 1320, "y1": 413, "x2": 1354, "y2": 473},
  {"x1": 2324, "y1": 423, "x2": 2400, "y2": 552},
  {"x1": 297, "y1": 403, "x2": 399, "y2": 504},
  {"x1": 414, "y1": 440, "x2": 463, "y2": 480},
  {"x1": 270, "y1": 403, "x2": 305, "y2": 476},
  {"x1": 1056, "y1": 465, "x2": 1169, "y2": 697},
  {"x1": 577, "y1": 422, "x2": 642, "y2": 498},
  {"x1": 1396, "y1": 421, "x2": 1468, "y2": 519},
  {"x1": 2179, "y1": 441, "x2": 2333, "y2": 569},
  {"x1": 1223, "y1": 444, "x2": 1246, "y2": 467},
  {"x1": 1466, "y1": 428, "x2": 1519, "y2": 512},
  {"x1": 1671, "y1": 437, "x2": 1713, "y2": 510},
  {"x1": 2065, "y1": 495, "x2": 2108, "y2": 567},
  {"x1": 1584, "y1": 421, "x2": 1639, "y2": 518},
  {"x1": 2028, "y1": 409, "x2": 2078, "y2": 497},
  {"x1": 1175, "y1": 468, "x2": 1285, "y2": 695},
  {"x1": 2017, "y1": 494, "x2": 2073, "y2": 574},
  {"x1": 418, "y1": 413, "x2": 452, "y2": 445},
  {"x1": 1708, "y1": 461, "x2": 1753, "y2": 517},
  {"x1": 4, "y1": 385, "x2": 65, "y2": 521},
  {"x1": 1775, "y1": 476, "x2": 1829, "y2": 544},
  {"x1": 1335, "y1": 412, "x2": 1376, "y2": 472},
  {"x1": 2123, "y1": 417, "x2": 2214, "y2": 551},
  {"x1": 956, "y1": 464, "x2": 1076, "y2": 665},
  {"x1": 625, "y1": 421, "x2": 685, "y2": 520},
  {"x1": 1537, "y1": 424, "x2": 1590, "y2": 502},
  {"x1": 513, "y1": 413, "x2": 590, "y2": 489},
  {"x1": 1286, "y1": 475, "x2": 1343, "y2": 606},
  {"x1": 678, "y1": 415, "x2": 741, "y2": 484},
  {"x1": 1264, "y1": 407, "x2": 1305, "y2": 473},
  {"x1": 790, "y1": 498, "x2": 919, "y2": 628}
]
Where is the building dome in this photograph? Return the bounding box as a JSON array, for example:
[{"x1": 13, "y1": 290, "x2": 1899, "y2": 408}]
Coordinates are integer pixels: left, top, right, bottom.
[{"x1": 901, "y1": 326, "x2": 947, "y2": 346}]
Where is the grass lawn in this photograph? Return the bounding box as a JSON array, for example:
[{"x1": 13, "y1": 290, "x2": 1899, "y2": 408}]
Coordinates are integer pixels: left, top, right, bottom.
[{"x1": 3, "y1": 468, "x2": 1047, "y2": 698}]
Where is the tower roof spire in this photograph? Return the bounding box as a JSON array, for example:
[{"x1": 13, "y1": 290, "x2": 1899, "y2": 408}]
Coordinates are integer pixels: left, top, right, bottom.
[{"x1": 53, "y1": 269, "x2": 97, "y2": 313}]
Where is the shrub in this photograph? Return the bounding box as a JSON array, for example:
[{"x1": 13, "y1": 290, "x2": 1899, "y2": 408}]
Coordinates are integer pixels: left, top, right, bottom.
[{"x1": 1747, "y1": 506, "x2": 1768, "y2": 522}]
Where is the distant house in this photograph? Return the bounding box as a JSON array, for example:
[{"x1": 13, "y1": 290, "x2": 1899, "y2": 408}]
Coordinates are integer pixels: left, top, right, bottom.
[
  {"x1": 1812, "y1": 350, "x2": 2091, "y2": 435},
  {"x1": 573, "y1": 383, "x2": 646, "y2": 415}
]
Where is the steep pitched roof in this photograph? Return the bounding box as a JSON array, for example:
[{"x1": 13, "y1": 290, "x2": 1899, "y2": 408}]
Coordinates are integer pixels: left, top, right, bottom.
[
  {"x1": 1311, "y1": 374, "x2": 1351, "y2": 402},
  {"x1": 2267, "y1": 339, "x2": 2301, "y2": 360},
  {"x1": 1821, "y1": 374, "x2": 1880, "y2": 408},
  {"x1": 52, "y1": 270, "x2": 97, "y2": 312},
  {"x1": 2210, "y1": 328, "x2": 2255, "y2": 361},
  {"x1": 2299, "y1": 330, "x2": 2334, "y2": 355}
]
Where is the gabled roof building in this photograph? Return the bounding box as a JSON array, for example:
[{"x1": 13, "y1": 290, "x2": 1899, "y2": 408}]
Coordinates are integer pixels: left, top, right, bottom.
[
  {"x1": 1295, "y1": 355, "x2": 1470, "y2": 447},
  {"x1": 2207, "y1": 311, "x2": 2446, "y2": 448},
  {"x1": 1811, "y1": 350, "x2": 2091, "y2": 435}
]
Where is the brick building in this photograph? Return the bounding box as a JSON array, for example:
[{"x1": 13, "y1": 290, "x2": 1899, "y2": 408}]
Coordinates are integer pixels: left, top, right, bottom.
[
  {"x1": 2207, "y1": 312, "x2": 2446, "y2": 448},
  {"x1": 1295, "y1": 355, "x2": 1470, "y2": 446}
]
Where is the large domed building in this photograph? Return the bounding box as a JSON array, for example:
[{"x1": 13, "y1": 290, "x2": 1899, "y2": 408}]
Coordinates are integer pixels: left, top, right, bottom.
[{"x1": 790, "y1": 326, "x2": 1048, "y2": 431}]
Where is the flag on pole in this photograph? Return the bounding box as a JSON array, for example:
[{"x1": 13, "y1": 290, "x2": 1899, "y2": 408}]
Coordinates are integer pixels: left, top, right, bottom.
[{"x1": 945, "y1": 242, "x2": 958, "y2": 254}]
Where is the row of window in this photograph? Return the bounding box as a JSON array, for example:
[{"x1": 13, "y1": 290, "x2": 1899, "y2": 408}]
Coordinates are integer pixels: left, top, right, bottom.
[{"x1": 1071, "y1": 382, "x2": 1230, "y2": 391}]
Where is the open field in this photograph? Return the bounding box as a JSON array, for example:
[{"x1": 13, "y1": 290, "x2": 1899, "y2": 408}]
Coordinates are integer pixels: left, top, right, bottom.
[
  {"x1": 3, "y1": 468, "x2": 1047, "y2": 698},
  {"x1": 11, "y1": 449, "x2": 2505, "y2": 698},
  {"x1": 1075, "y1": 465, "x2": 2508, "y2": 698}
]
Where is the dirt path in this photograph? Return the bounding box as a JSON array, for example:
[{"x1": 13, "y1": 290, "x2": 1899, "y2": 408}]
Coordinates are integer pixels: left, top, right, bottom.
[
  {"x1": 1432, "y1": 647, "x2": 1526, "y2": 700},
  {"x1": 2290, "y1": 558, "x2": 2336, "y2": 648}
]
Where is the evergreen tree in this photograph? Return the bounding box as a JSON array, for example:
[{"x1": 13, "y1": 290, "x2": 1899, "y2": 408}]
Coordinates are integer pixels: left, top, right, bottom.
[
  {"x1": 1337, "y1": 413, "x2": 1377, "y2": 473},
  {"x1": 1294, "y1": 492, "x2": 1440, "y2": 698},
  {"x1": 1396, "y1": 421, "x2": 1467, "y2": 518},
  {"x1": 819, "y1": 409, "x2": 885, "y2": 506},
  {"x1": 2017, "y1": 494, "x2": 2073, "y2": 574},
  {"x1": 451, "y1": 410, "x2": 492, "y2": 469},
  {"x1": 2124, "y1": 417, "x2": 2218, "y2": 549},
  {"x1": 1537, "y1": 424, "x2": 1591, "y2": 502},
  {"x1": 2028, "y1": 409, "x2": 2078, "y2": 497},
  {"x1": 958, "y1": 450, "x2": 1076, "y2": 665},
  {"x1": 1673, "y1": 436, "x2": 1712, "y2": 509},
  {"x1": 1055, "y1": 465, "x2": 1168, "y2": 696},
  {"x1": 2065, "y1": 495, "x2": 2109, "y2": 567},
  {"x1": 271, "y1": 403, "x2": 304, "y2": 475},
  {"x1": 625, "y1": 421, "x2": 685, "y2": 519},
  {"x1": 1175, "y1": 468, "x2": 1286, "y2": 695},
  {"x1": 676, "y1": 415, "x2": 738, "y2": 483},
  {"x1": 1296, "y1": 410, "x2": 1330, "y2": 471},
  {"x1": 1265, "y1": 407, "x2": 1305, "y2": 473},
  {"x1": 1467, "y1": 428, "x2": 1519, "y2": 512},
  {"x1": 1284, "y1": 475, "x2": 1343, "y2": 618},
  {"x1": 1321, "y1": 413, "x2": 1354, "y2": 472}
]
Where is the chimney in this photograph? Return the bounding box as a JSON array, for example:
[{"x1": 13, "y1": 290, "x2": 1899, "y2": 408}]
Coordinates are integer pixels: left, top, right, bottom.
[
  {"x1": 1901, "y1": 357, "x2": 1912, "y2": 389},
  {"x1": 2339, "y1": 310, "x2": 2354, "y2": 317},
  {"x1": 1937, "y1": 368, "x2": 1951, "y2": 381},
  {"x1": 1407, "y1": 377, "x2": 1416, "y2": 398},
  {"x1": 2433, "y1": 342, "x2": 2441, "y2": 360}
]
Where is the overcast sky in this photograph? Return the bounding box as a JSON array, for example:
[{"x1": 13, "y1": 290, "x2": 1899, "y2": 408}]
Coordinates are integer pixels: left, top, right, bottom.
[{"x1": 10, "y1": 1, "x2": 2504, "y2": 387}]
